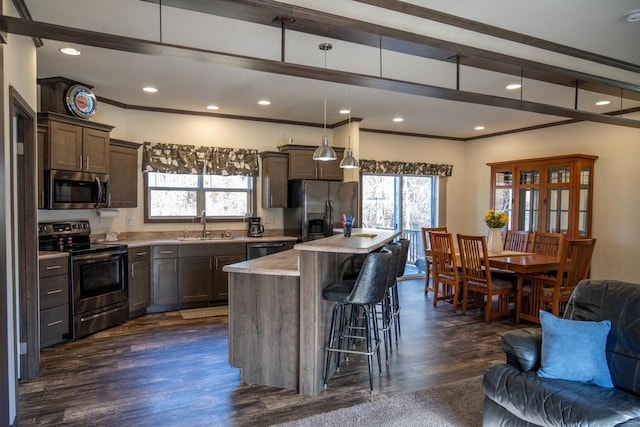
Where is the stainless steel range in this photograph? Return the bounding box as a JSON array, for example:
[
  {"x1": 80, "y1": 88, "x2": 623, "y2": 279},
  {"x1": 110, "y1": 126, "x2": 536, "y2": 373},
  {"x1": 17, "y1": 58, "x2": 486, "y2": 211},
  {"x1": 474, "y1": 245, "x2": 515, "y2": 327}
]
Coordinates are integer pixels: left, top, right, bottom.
[{"x1": 38, "y1": 220, "x2": 128, "y2": 340}]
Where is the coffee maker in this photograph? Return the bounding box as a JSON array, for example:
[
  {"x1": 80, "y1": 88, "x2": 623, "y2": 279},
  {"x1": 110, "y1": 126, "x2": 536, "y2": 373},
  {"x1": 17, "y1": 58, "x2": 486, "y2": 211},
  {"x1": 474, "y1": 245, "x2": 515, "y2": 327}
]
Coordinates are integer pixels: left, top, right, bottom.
[{"x1": 248, "y1": 216, "x2": 264, "y2": 237}]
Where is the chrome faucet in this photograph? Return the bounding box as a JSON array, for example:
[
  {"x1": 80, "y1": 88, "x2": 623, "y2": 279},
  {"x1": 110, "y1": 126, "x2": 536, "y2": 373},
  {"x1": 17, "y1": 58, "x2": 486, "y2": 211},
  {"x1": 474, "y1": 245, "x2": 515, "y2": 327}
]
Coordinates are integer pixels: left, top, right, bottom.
[{"x1": 201, "y1": 210, "x2": 207, "y2": 238}]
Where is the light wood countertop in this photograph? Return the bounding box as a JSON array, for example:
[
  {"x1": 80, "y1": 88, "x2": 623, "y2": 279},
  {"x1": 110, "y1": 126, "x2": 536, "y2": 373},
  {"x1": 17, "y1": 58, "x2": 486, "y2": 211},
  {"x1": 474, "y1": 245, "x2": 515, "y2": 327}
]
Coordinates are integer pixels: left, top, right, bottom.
[
  {"x1": 38, "y1": 251, "x2": 70, "y2": 261},
  {"x1": 294, "y1": 229, "x2": 400, "y2": 253},
  {"x1": 223, "y1": 249, "x2": 300, "y2": 277},
  {"x1": 99, "y1": 235, "x2": 297, "y2": 248}
]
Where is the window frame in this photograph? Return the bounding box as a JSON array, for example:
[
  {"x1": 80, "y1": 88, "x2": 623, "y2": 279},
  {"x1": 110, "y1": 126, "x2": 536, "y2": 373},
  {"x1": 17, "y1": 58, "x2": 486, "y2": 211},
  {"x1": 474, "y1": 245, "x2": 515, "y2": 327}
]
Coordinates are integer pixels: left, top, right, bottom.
[{"x1": 143, "y1": 172, "x2": 256, "y2": 223}]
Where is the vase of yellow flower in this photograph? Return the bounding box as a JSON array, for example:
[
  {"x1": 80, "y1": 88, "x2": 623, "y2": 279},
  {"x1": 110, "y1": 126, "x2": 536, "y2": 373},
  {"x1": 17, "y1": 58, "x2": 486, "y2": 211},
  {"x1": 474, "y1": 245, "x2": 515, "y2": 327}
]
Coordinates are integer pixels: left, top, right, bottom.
[{"x1": 484, "y1": 209, "x2": 508, "y2": 253}]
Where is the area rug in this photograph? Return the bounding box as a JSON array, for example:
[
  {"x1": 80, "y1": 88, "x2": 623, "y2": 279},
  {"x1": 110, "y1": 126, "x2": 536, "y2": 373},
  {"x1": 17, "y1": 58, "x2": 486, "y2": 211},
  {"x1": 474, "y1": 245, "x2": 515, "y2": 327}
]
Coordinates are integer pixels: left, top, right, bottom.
[
  {"x1": 276, "y1": 375, "x2": 483, "y2": 427},
  {"x1": 179, "y1": 306, "x2": 228, "y2": 320}
]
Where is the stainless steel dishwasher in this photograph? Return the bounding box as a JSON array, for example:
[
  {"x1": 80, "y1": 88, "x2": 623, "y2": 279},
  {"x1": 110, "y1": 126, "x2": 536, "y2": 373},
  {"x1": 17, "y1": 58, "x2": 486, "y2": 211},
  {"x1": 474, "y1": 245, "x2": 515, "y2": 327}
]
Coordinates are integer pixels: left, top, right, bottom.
[{"x1": 246, "y1": 241, "x2": 294, "y2": 260}]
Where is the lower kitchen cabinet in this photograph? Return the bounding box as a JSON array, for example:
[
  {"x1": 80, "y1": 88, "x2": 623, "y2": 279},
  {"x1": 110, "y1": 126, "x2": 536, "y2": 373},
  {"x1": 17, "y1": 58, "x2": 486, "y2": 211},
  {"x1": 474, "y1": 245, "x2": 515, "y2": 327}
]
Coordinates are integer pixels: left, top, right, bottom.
[
  {"x1": 128, "y1": 247, "x2": 151, "y2": 318},
  {"x1": 150, "y1": 246, "x2": 178, "y2": 311},
  {"x1": 39, "y1": 257, "x2": 70, "y2": 348},
  {"x1": 213, "y1": 254, "x2": 246, "y2": 301},
  {"x1": 178, "y1": 256, "x2": 213, "y2": 304}
]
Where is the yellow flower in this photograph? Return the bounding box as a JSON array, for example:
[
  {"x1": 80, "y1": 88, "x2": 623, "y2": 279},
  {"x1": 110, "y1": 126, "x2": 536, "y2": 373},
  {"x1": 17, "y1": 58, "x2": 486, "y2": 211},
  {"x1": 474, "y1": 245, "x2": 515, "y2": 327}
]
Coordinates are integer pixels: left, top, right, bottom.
[{"x1": 484, "y1": 209, "x2": 508, "y2": 228}]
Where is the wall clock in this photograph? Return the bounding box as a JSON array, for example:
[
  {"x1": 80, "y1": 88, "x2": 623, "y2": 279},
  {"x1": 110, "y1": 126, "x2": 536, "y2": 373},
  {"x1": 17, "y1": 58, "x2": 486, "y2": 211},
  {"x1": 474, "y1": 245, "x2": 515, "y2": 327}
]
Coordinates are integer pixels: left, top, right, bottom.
[{"x1": 65, "y1": 84, "x2": 97, "y2": 119}]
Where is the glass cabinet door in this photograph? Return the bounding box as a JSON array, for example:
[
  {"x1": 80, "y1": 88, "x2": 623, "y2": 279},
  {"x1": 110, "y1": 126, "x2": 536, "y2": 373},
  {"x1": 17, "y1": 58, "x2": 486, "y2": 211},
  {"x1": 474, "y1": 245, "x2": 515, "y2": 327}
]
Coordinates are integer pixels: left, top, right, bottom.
[
  {"x1": 518, "y1": 169, "x2": 540, "y2": 232},
  {"x1": 578, "y1": 166, "x2": 591, "y2": 237},
  {"x1": 493, "y1": 170, "x2": 513, "y2": 228},
  {"x1": 546, "y1": 166, "x2": 570, "y2": 234}
]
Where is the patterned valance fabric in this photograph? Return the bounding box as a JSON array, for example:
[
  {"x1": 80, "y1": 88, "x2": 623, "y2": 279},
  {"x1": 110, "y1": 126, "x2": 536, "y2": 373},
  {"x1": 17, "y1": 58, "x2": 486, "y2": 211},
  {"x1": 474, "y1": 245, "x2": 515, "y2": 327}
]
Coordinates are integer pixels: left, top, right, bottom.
[
  {"x1": 359, "y1": 159, "x2": 453, "y2": 177},
  {"x1": 142, "y1": 142, "x2": 259, "y2": 177}
]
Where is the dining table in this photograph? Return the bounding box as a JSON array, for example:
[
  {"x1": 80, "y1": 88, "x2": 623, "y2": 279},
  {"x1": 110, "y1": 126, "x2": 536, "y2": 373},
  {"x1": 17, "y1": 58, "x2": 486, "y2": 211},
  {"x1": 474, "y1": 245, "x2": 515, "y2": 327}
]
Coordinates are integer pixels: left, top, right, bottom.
[{"x1": 487, "y1": 253, "x2": 562, "y2": 324}]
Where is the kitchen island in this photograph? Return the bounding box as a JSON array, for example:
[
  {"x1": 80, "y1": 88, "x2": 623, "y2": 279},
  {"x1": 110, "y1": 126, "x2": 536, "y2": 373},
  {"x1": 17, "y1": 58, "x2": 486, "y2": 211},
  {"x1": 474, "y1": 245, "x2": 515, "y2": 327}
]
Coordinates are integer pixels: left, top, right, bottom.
[{"x1": 224, "y1": 229, "x2": 400, "y2": 396}]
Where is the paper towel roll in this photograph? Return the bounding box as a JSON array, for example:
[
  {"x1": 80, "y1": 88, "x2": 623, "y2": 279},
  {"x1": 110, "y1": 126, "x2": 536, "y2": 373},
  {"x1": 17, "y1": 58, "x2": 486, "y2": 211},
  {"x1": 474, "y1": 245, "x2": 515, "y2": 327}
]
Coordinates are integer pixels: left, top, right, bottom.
[{"x1": 96, "y1": 209, "x2": 119, "y2": 218}]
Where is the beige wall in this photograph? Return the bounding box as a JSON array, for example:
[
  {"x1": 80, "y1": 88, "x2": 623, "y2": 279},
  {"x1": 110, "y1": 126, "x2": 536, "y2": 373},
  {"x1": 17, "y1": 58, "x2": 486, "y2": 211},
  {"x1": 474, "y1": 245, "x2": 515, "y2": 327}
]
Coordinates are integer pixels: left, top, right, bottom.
[{"x1": 464, "y1": 115, "x2": 640, "y2": 281}]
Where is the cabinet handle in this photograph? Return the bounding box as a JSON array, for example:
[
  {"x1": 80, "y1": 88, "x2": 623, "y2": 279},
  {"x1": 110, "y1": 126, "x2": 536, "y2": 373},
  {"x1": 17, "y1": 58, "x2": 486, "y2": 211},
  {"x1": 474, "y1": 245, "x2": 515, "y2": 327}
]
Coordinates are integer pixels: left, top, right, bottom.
[
  {"x1": 270, "y1": 195, "x2": 273, "y2": 206},
  {"x1": 86, "y1": 156, "x2": 90, "y2": 171},
  {"x1": 79, "y1": 155, "x2": 83, "y2": 170},
  {"x1": 45, "y1": 265, "x2": 63, "y2": 270},
  {"x1": 41, "y1": 190, "x2": 45, "y2": 206},
  {"x1": 319, "y1": 168, "x2": 323, "y2": 179},
  {"x1": 47, "y1": 320, "x2": 62, "y2": 327},
  {"x1": 174, "y1": 259, "x2": 177, "y2": 273},
  {"x1": 159, "y1": 251, "x2": 174, "y2": 254},
  {"x1": 215, "y1": 257, "x2": 219, "y2": 270},
  {"x1": 131, "y1": 264, "x2": 135, "y2": 278},
  {"x1": 136, "y1": 252, "x2": 148, "y2": 256},
  {"x1": 46, "y1": 289, "x2": 62, "y2": 295},
  {"x1": 107, "y1": 193, "x2": 111, "y2": 207},
  {"x1": 209, "y1": 257, "x2": 212, "y2": 271}
]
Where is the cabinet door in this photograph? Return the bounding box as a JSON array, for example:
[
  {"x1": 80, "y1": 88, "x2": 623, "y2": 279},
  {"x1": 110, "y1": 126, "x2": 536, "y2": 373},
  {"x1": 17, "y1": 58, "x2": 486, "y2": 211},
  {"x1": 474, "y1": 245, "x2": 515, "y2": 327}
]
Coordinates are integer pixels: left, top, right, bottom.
[
  {"x1": 262, "y1": 154, "x2": 288, "y2": 208},
  {"x1": 288, "y1": 149, "x2": 317, "y2": 180},
  {"x1": 37, "y1": 126, "x2": 46, "y2": 208},
  {"x1": 316, "y1": 148, "x2": 343, "y2": 181},
  {"x1": 129, "y1": 259, "x2": 150, "y2": 315},
  {"x1": 152, "y1": 258, "x2": 178, "y2": 306},
  {"x1": 82, "y1": 128, "x2": 110, "y2": 173},
  {"x1": 178, "y1": 257, "x2": 213, "y2": 304},
  {"x1": 49, "y1": 121, "x2": 83, "y2": 171},
  {"x1": 213, "y1": 254, "x2": 246, "y2": 301},
  {"x1": 109, "y1": 144, "x2": 139, "y2": 207}
]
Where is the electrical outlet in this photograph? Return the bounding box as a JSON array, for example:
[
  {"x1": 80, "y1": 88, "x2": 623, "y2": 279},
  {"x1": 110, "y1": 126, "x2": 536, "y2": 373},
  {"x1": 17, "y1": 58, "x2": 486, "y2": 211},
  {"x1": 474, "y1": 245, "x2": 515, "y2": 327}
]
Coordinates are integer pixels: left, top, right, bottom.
[{"x1": 126, "y1": 217, "x2": 136, "y2": 227}]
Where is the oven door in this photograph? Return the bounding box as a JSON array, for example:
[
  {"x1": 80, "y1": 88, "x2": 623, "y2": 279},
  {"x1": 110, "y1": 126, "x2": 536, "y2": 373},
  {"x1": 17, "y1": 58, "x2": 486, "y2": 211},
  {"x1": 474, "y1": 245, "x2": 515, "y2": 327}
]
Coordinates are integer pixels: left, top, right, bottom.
[{"x1": 71, "y1": 249, "x2": 128, "y2": 315}]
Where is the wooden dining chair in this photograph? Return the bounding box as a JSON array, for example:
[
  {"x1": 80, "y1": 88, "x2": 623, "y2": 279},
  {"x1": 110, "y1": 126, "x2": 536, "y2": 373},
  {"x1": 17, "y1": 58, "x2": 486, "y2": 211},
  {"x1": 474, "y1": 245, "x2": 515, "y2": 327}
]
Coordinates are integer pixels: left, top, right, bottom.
[
  {"x1": 530, "y1": 231, "x2": 564, "y2": 256},
  {"x1": 428, "y1": 232, "x2": 462, "y2": 312},
  {"x1": 516, "y1": 238, "x2": 596, "y2": 323},
  {"x1": 502, "y1": 230, "x2": 531, "y2": 252},
  {"x1": 457, "y1": 234, "x2": 516, "y2": 323},
  {"x1": 421, "y1": 226, "x2": 448, "y2": 295}
]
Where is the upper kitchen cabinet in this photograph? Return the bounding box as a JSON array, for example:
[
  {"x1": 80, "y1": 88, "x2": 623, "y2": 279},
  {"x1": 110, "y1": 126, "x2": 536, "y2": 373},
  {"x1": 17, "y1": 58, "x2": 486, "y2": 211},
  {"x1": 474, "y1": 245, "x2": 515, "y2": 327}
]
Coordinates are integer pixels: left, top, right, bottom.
[
  {"x1": 488, "y1": 154, "x2": 597, "y2": 239},
  {"x1": 38, "y1": 112, "x2": 113, "y2": 174},
  {"x1": 278, "y1": 145, "x2": 344, "y2": 181},
  {"x1": 109, "y1": 139, "x2": 141, "y2": 208},
  {"x1": 260, "y1": 151, "x2": 288, "y2": 208}
]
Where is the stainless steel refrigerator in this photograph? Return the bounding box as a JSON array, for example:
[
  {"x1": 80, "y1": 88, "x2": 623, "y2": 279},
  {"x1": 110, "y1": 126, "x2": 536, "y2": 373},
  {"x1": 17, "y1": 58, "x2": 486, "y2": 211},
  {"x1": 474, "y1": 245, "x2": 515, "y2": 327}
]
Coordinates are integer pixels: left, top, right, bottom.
[{"x1": 283, "y1": 180, "x2": 359, "y2": 241}]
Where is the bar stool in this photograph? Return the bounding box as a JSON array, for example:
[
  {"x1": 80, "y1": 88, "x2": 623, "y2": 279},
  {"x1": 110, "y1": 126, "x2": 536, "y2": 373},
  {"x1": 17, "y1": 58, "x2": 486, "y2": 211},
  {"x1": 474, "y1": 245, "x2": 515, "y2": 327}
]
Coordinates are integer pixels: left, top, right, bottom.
[
  {"x1": 391, "y1": 238, "x2": 410, "y2": 341},
  {"x1": 377, "y1": 243, "x2": 401, "y2": 362},
  {"x1": 322, "y1": 250, "x2": 392, "y2": 392}
]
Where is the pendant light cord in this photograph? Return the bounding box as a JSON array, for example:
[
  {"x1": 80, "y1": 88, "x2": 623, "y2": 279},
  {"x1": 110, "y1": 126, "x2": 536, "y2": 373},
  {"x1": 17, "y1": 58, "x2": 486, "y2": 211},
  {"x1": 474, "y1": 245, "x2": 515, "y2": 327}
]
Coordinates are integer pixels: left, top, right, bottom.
[{"x1": 323, "y1": 47, "x2": 328, "y2": 138}]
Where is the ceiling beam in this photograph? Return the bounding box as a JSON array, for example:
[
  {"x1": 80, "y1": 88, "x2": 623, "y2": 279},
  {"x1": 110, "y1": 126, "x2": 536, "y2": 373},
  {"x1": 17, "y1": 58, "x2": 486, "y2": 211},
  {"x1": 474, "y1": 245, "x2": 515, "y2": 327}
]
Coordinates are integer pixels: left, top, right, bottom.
[
  {"x1": 2, "y1": 15, "x2": 639, "y2": 130},
  {"x1": 140, "y1": 0, "x2": 640, "y2": 101}
]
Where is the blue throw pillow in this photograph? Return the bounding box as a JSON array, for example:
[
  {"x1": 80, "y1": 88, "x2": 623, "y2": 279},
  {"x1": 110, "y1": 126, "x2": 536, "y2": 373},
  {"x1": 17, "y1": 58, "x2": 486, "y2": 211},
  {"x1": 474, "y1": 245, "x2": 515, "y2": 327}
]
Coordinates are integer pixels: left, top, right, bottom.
[{"x1": 537, "y1": 310, "x2": 614, "y2": 388}]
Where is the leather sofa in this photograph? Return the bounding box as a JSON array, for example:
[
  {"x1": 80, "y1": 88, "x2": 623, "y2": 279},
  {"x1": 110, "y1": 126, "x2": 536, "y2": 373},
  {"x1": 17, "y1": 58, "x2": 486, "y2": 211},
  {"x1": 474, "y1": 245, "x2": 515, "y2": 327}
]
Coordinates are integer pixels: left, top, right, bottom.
[{"x1": 482, "y1": 279, "x2": 640, "y2": 426}]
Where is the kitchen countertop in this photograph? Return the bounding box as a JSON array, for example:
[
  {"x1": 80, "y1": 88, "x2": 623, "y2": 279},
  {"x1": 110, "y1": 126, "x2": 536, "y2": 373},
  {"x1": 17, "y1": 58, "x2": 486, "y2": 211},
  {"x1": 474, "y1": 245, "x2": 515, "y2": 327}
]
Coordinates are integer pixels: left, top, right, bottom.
[
  {"x1": 39, "y1": 235, "x2": 297, "y2": 259},
  {"x1": 223, "y1": 249, "x2": 300, "y2": 277},
  {"x1": 294, "y1": 228, "x2": 400, "y2": 253}
]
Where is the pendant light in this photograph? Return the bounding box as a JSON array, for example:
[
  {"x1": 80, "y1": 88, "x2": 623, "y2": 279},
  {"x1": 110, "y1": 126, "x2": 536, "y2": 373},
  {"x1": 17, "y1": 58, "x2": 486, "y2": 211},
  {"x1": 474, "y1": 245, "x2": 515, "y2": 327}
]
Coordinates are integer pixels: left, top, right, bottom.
[
  {"x1": 313, "y1": 43, "x2": 337, "y2": 161},
  {"x1": 340, "y1": 88, "x2": 359, "y2": 169}
]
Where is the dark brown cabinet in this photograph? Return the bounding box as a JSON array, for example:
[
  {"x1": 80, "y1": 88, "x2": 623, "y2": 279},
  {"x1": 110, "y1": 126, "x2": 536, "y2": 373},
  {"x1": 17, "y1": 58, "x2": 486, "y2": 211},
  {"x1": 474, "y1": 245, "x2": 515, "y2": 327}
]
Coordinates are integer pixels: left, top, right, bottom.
[
  {"x1": 109, "y1": 139, "x2": 141, "y2": 208},
  {"x1": 37, "y1": 124, "x2": 46, "y2": 209},
  {"x1": 151, "y1": 246, "x2": 178, "y2": 309},
  {"x1": 178, "y1": 257, "x2": 213, "y2": 304},
  {"x1": 39, "y1": 257, "x2": 70, "y2": 348},
  {"x1": 260, "y1": 151, "x2": 288, "y2": 208},
  {"x1": 38, "y1": 112, "x2": 113, "y2": 174},
  {"x1": 278, "y1": 145, "x2": 344, "y2": 181},
  {"x1": 128, "y1": 247, "x2": 150, "y2": 317},
  {"x1": 213, "y1": 253, "x2": 246, "y2": 300}
]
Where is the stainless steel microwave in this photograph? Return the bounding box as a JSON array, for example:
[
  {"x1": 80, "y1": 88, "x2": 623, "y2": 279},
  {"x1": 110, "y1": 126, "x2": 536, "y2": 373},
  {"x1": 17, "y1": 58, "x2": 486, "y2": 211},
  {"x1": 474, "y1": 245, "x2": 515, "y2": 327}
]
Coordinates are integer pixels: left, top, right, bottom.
[{"x1": 45, "y1": 170, "x2": 109, "y2": 209}]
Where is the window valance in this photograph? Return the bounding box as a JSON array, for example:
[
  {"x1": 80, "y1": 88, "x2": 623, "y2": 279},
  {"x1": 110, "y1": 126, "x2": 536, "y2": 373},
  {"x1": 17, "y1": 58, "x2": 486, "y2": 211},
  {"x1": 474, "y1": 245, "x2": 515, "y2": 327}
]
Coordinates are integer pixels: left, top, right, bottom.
[
  {"x1": 359, "y1": 159, "x2": 453, "y2": 177},
  {"x1": 142, "y1": 142, "x2": 259, "y2": 177}
]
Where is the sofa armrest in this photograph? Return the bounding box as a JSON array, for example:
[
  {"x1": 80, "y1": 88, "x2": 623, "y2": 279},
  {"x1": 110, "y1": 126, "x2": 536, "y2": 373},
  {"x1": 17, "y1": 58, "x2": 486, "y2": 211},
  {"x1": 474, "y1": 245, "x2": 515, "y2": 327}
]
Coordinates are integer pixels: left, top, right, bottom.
[{"x1": 501, "y1": 328, "x2": 542, "y2": 372}]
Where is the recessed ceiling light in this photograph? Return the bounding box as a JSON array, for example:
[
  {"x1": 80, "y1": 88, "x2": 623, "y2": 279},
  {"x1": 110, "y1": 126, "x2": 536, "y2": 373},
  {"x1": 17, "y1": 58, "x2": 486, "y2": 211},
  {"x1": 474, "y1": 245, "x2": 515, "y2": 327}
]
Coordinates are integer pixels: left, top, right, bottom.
[
  {"x1": 339, "y1": 109, "x2": 350, "y2": 114},
  {"x1": 59, "y1": 47, "x2": 81, "y2": 56},
  {"x1": 206, "y1": 105, "x2": 219, "y2": 110},
  {"x1": 475, "y1": 125, "x2": 486, "y2": 131},
  {"x1": 258, "y1": 100, "x2": 271, "y2": 106},
  {"x1": 506, "y1": 83, "x2": 522, "y2": 90},
  {"x1": 595, "y1": 100, "x2": 611, "y2": 106},
  {"x1": 393, "y1": 117, "x2": 404, "y2": 122},
  {"x1": 142, "y1": 87, "x2": 158, "y2": 93}
]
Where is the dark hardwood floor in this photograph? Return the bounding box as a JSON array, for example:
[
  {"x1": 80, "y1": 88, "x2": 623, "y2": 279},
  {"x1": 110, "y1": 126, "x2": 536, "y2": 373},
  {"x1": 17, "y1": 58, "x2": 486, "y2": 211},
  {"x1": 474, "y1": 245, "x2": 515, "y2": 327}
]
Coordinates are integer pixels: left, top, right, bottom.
[{"x1": 18, "y1": 279, "x2": 528, "y2": 426}]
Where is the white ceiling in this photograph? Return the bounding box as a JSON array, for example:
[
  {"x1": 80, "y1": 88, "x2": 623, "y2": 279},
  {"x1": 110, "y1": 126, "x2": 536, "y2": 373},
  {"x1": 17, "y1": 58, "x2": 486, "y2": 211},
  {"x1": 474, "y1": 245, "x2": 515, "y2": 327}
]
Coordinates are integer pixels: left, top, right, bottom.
[{"x1": 20, "y1": 0, "x2": 640, "y2": 139}]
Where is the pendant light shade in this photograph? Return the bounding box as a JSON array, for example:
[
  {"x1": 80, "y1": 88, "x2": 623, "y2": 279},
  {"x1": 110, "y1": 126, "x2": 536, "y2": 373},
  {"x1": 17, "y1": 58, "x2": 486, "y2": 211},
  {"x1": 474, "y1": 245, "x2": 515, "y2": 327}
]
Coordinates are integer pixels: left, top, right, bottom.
[
  {"x1": 313, "y1": 43, "x2": 337, "y2": 161},
  {"x1": 340, "y1": 146, "x2": 359, "y2": 169},
  {"x1": 314, "y1": 136, "x2": 337, "y2": 161}
]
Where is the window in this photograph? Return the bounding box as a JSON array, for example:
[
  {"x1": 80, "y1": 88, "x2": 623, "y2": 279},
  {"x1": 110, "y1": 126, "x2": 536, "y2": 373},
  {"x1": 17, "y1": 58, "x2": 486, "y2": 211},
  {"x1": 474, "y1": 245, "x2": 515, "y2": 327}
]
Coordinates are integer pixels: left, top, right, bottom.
[
  {"x1": 361, "y1": 174, "x2": 437, "y2": 274},
  {"x1": 145, "y1": 172, "x2": 254, "y2": 222}
]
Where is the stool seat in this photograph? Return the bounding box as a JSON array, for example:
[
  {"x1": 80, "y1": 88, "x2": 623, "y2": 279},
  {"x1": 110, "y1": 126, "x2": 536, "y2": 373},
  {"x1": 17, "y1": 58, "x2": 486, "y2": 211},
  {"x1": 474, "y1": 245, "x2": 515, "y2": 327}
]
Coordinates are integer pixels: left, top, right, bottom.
[{"x1": 322, "y1": 280, "x2": 356, "y2": 303}]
